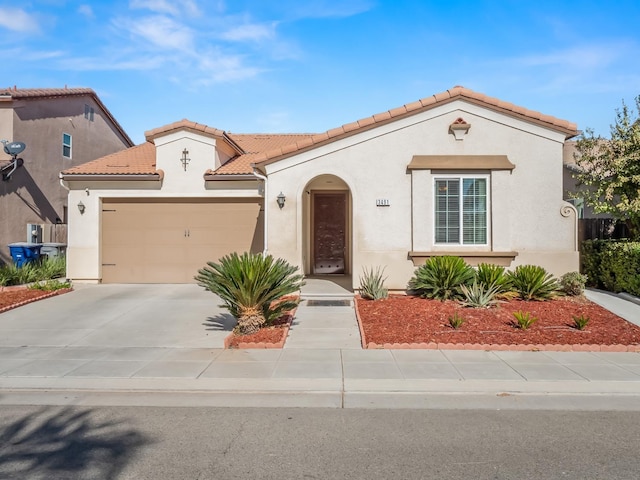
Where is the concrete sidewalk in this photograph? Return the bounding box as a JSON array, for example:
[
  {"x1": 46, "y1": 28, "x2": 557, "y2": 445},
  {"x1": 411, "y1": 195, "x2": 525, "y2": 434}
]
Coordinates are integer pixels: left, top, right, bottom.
[{"x1": 0, "y1": 285, "x2": 639, "y2": 409}]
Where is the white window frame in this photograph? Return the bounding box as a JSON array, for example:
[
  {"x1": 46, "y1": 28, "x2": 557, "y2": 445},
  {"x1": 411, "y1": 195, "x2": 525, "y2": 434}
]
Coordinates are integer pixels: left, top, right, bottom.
[
  {"x1": 433, "y1": 174, "x2": 490, "y2": 246},
  {"x1": 62, "y1": 133, "x2": 72, "y2": 159}
]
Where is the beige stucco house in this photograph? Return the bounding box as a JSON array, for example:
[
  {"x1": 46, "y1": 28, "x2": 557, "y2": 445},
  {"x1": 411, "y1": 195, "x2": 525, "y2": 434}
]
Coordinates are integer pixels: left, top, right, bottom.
[
  {"x1": 0, "y1": 87, "x2": 133, "y2": 264},
  {"x1": 60, "y1": 86, "x2": 579, "y2": 289}
]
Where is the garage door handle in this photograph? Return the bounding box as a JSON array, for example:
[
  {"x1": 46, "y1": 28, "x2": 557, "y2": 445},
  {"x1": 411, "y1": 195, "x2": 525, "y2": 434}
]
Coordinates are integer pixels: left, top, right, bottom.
[{"x1": 185, "y1": 229, "x2": 190, "y2": 237}]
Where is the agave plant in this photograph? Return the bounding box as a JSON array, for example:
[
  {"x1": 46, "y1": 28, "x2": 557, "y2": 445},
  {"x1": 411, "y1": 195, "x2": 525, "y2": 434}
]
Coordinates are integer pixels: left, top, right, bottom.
[
  {"x1": 359, "y1": 266, "x2": 389, "y2": 300},
  {"x1": 195, "y1": 252, "x2": 304, "y2": 335},
  {"x1": 407, "y1": 256, "x2": 475, "y2": 301},
  {"x1": 506, "y1": 265, "x2": 559, "y2": 301},
  {"x1": 460, "y1": 281, "x2": 501, "y2": 308}
]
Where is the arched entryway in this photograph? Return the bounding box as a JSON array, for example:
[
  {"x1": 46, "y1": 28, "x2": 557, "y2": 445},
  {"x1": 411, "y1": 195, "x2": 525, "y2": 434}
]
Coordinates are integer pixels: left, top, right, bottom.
[{"x1": 302, "y1": 175, "x2": 352, "y2": 276}]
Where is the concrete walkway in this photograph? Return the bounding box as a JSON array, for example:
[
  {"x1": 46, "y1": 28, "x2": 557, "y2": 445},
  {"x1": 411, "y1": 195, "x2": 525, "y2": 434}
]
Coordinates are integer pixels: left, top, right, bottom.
[{"x1": 0, "y1": 284, "x2": 640, "y2": 409}]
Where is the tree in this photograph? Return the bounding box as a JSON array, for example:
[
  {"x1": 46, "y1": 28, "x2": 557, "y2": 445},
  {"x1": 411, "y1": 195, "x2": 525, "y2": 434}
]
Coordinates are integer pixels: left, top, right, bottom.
[{"x1": 572, "y1": 96, "x2": 640, "y2": 240}]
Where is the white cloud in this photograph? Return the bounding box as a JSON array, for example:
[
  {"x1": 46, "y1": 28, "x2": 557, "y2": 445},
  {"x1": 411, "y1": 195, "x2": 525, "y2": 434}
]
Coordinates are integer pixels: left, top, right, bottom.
[
  {"x1": 220, "y1": 23, "x2": 276, "y2": 42},
  {"x1": 0, "y1": 7, "x2": 40, "y2": 33},
  {"x1": 129, "y1": 0, "x2": 200, "y2": 17},
  {"x1": 119, "y1": 15, "x2": 195, "y2": 51},
  {"x1": 78, "y1": 5, "x2": 95, "y2": 19},
  {"x1": 287, "y1": 0, "x2": 374, "y2": 19},
  {"x1": 514, "y1": 44, "x2": 627, "y2": 70}
]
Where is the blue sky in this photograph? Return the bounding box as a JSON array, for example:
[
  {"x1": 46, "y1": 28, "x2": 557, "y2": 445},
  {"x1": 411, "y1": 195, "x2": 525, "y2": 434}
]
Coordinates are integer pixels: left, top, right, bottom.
[{"x1": 1, "y1": 0, "x2": 639, "y2": 144}]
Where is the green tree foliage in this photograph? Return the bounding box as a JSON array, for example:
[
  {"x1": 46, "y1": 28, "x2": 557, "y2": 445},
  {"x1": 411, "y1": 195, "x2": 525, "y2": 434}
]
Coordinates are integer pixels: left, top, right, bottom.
[{"x1": 572, "y1": 96, "x2": 640, "y2": 239}]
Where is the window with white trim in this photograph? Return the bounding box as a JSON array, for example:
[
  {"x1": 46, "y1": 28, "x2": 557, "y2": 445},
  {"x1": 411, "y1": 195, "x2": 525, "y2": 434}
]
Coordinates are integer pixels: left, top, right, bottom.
[
  {"x1": 62, "y1": 133, "x2": 72, "y2": 158},
  {"x1": 434, "y1": 175, "x2": 488, "y2": 245}
]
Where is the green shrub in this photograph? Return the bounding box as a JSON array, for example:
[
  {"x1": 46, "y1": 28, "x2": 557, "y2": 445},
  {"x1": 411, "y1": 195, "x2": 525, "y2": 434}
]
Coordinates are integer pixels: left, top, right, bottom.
[
  {"x1": 475, "y1": 263, "x2": 511, "y2": 292},
  {"x1": 572, "y1": 314, "x2": 590, "y2": 330},
  {"x1": 460, "y1": 281, "x2": 500, "y2": 308},
  {"x1": 0, "y1": 256, "x2": 67, "y2": 286},
  {"x1": 559, "y1": 271, "x2": 587, "y2": 296},
  {"x1": 359, "y1": 266, "x2": 389, "y2": 300},
  {"x1": 29, "y1": 279, "x2": 72, "y2": 291},
  {"x1": 448, "y1": 312, "x2": 465, "y2": 329},
  {"x1": 195, "y1": 252, "x2": 304, "y2": 335},
  {"x1": 408, "y1": 256, "x2": 475, "y2": 301},
  {"x1": 581, "y1": 240, "x2": 640, "y2": 296},
  {"x1": 36, "y1": 256, "x2": 66, "y2": 280},
  {"x1": 512, "y1": 311, "x2": 537, "y2": 329},
  {"x1": 506, "y1": 265, "x2": 559, "y2": 301}
]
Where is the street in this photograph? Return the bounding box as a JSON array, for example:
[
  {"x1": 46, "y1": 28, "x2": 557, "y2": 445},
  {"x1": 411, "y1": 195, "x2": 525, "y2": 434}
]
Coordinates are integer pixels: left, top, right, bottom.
[{"x1": 0, "y1": 406, "x2": 638, "y2": 479}]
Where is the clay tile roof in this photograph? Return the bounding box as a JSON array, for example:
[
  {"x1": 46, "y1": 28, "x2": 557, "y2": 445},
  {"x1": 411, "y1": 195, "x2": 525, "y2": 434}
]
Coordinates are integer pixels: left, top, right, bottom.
[
  {"x1": 144, "y1": 118, "x2": 228, "y2": 143},
  {"x1": 253, "y1": 86, "x2": 579, "y2": 167},
  {"x1": 0, "y1": 86, "x2": 133, "y2": 146},
  {"x1": 61, "y1": 142, "x2": 156, "y2": 175},
  {"x1": 211, "y1": 133, "x2": 316, "y2": 175}
]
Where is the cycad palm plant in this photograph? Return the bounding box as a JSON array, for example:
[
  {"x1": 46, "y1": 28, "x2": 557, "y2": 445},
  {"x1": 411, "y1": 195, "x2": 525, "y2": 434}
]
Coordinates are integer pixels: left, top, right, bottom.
[{"x1": 195, "y1": 252, "x2": 304, "y2": 335}]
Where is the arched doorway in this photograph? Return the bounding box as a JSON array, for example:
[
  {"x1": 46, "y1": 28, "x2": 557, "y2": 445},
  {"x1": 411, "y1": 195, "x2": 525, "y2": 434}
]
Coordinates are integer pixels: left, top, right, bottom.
[{"x1": 303, "y1": 175, "x2": 352, "y2": 275}]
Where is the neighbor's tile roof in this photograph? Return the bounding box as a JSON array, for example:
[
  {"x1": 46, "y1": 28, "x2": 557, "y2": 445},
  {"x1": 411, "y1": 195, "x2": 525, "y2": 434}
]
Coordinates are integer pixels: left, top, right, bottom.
[
  {"x1": 61, "y1": 86, "x2": 578, "y2": 178},
  {"x1": 253, "y1": 86, "x2": 579, "y2": 166},
  {"x1": 0, "y1": 86, "x2": 134, "y2": 146},
  {"x1": 62, "y1": 142, "x2": 156, "y2": 175}
]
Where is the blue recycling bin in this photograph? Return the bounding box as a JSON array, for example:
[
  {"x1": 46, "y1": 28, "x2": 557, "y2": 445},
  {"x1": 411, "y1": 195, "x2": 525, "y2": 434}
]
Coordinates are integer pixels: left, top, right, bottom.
[{"x1": 8, "y1": 242, "x2": 42, "y2": 268}]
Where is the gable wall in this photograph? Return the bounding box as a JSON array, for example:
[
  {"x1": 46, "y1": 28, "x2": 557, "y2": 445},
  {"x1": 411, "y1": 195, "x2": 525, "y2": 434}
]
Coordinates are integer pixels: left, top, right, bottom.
[{"x1": 264, "y1": 99, "x2": 578, "y2": 289}]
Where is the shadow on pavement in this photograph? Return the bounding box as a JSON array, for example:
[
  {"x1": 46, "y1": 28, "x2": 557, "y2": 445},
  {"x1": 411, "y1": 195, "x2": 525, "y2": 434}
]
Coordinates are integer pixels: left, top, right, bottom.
[
  {"x1": 0, "y1": 406, "x2": 151, "y2": 479},
  {"x1": 204, "y1": 313, "x2": 236, "y2": 331}
]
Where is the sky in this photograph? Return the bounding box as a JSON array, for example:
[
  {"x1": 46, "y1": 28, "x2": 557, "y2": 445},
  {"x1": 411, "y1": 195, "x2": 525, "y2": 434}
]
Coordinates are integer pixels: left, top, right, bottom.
[{"x1": 1, "y1": 0, "x2": 639, "y2": 144}]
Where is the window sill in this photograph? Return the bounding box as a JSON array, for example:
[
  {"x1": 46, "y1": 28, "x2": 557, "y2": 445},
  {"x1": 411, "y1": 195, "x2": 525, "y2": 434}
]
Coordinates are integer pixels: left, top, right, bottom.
[{"x1": 409, "y1": 251, "x2": 518, "y2": 267}]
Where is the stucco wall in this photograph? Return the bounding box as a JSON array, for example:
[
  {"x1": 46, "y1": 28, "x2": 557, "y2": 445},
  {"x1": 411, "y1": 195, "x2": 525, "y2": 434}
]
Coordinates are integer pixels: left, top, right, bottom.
[
  {"x1": 64, "y1": 131, "x2": 262, "y2": 282},
  {"x1": 0, "y1": 95, "x2": 131, "y2": 264},
  {"x1": 264, "y1": 99, "x2": 578, "y2": 289}
]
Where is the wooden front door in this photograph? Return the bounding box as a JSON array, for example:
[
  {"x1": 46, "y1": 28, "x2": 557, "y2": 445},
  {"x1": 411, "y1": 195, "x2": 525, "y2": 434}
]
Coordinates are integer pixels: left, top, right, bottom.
[{"x1": 312, "y1": 192, "x2": 347, "y2": 274}]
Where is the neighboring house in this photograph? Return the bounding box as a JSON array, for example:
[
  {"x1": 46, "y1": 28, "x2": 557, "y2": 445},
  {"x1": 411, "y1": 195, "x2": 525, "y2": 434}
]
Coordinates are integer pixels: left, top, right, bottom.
[
  {"x1": 0, "y1": 87, "x2": 133, "y2": 264},
  {"x1": 60, "y1": 86, "x2": 579, "y2": 289}
]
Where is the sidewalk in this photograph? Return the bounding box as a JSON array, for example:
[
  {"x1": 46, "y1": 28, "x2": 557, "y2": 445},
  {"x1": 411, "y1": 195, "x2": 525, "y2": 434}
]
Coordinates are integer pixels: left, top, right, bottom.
[{"x1": 0, "y1": 286, "x2": 639, "y2": 409}]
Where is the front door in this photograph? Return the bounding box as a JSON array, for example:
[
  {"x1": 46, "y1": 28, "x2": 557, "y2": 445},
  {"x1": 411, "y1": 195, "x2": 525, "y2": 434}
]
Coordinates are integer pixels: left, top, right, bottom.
[{"x1": 312, "y1": 192, "x2": 347, "y2": 274}]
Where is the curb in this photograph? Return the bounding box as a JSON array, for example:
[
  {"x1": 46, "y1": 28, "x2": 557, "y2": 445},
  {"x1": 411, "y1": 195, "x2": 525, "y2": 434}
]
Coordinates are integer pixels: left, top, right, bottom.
[
  {"x1": 223, "y1": 311, "x2": 296, "y2": 349},
  {"x1": 364, "y1": 341, "x2": 640, "y2": 352},
  {"x1": 0, "y1": 288, "x2": 73, "y2": 314}
]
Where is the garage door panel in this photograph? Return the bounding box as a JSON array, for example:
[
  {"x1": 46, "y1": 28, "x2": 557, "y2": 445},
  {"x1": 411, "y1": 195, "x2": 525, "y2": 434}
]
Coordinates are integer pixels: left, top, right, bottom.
[{"x1": 101, "y1": 199, "x2": 263, "y2": 283}]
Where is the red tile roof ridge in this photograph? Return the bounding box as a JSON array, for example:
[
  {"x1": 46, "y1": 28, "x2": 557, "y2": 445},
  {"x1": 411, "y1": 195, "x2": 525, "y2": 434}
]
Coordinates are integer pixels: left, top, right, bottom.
[
  {"x1": 144, "y1": 119, "x2": 227, "y2": 142},
  {"x1": 252, "y1": 86, "x2": 578, "y2": 166},
  {"x1": 0, "y1": 87, "x2": 95, "y2": 98}
]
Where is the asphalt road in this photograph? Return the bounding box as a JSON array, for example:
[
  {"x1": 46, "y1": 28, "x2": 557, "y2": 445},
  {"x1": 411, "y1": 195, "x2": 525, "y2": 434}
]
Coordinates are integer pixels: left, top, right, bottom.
[{"x1": 0, "y1": 406, "x2": 638, "y2": 479}]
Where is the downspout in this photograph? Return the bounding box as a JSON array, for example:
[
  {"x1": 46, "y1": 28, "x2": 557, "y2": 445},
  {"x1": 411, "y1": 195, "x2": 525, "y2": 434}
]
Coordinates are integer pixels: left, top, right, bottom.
[{"x1": 252, "y1": 167, "x2": 268, "y2": 255}]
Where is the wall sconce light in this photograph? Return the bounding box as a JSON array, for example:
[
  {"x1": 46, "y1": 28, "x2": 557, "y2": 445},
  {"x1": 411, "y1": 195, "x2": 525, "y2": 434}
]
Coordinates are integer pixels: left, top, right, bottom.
[
  {"x1": 276, "y1": 192, "x2": 286, "y2": 209},
  {"x1": 77, "y1": 200, "x2": 85, "y2": 215}
]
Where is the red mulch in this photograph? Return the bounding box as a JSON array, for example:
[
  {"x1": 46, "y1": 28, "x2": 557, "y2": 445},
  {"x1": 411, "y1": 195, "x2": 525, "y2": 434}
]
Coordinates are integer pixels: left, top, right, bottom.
[
  {"x1": 0, "y1": 287, "x2": 73, "y2": 312},
  {"x1": 225, "y1": 314, "x2": 293, "y2": 348},
  {"x1": 355, "y1": 295, "x2": 640, "y2": 347}
]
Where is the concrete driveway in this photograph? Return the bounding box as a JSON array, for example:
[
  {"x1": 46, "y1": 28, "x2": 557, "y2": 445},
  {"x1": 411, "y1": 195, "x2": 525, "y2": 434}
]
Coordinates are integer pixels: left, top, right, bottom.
[{"x1": 0, "y1": 284, "x2": 234, "y2": 349}]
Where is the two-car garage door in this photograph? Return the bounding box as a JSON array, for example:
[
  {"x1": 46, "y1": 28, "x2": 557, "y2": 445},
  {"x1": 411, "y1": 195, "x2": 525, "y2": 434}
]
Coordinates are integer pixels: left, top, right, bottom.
[{"x1": 101, "y1": 198, "x2": 263, "y2": 283}]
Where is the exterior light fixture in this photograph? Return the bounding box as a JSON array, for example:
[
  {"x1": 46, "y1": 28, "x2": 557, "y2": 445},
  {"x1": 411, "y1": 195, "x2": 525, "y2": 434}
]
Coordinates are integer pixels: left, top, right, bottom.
[
  {"x1": 77, "y1": 200, "x2": 85, "y2": 214},
  {"x1": 276, "y1": 192, "x2": 286, "y2": 209}
]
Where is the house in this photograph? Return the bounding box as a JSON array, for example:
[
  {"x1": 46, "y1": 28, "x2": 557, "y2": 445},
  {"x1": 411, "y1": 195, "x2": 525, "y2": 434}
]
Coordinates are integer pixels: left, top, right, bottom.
[
  {"x1": 60, "y1": 86, "x2": 579, "y2": 289},
  {"x1": 0, "y1": 87, "x2": 133, "y2": 264}
]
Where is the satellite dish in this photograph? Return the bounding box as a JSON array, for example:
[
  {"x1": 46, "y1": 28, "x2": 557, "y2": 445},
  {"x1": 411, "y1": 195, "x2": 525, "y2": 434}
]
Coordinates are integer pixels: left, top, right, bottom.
[{"x1": 3, "y1": 141, "x2": 26, "y2": 156}]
